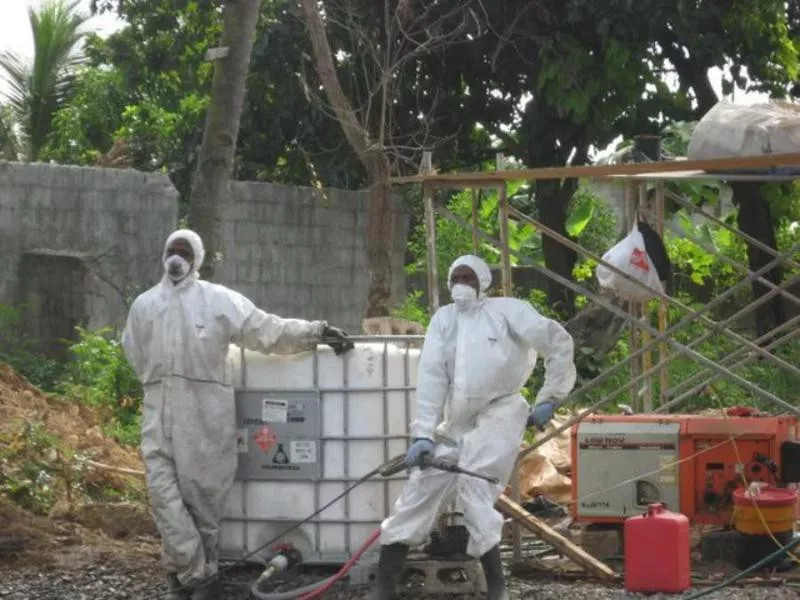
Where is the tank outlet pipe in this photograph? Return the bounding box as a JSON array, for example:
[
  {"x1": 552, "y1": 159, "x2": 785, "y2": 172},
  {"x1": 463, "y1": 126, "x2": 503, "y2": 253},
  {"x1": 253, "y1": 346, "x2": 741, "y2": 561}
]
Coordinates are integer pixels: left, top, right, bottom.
[{"x1": 253, "y1": 545, "x2": 303, "y2": 590}]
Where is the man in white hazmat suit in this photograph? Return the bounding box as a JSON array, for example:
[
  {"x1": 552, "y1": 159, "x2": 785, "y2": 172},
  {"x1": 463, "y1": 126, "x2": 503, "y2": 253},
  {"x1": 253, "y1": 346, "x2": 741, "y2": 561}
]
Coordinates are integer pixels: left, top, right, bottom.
[
  {"x1": 122, "y1": 229, "x2": 354, "y2": 600},
  {"x1": 372, "y1": 254, "x2": 576, "y2": 600}
]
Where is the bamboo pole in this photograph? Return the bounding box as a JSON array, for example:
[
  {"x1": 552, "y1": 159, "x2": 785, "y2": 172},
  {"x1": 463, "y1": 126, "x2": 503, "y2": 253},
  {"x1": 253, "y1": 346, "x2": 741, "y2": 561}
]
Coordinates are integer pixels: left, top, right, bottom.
[
  {"x1": 656, "y1": 181, "x2": 668, "y2": 406},
  {"x1": 471, "y1": 188, "x2": 480, "y2": 255},
  {"x1": 421, "y1": 151, "x2": 439, "y2": 313},
  {"x1": 640, "y1": 183, "x2": 653, "y2": 412},
  {"x1": 497, "y1": 153, "x2": 512, "y2": 296},
  {"x1": 390, "y1": 151, "x2": 800, "y2": 185}
]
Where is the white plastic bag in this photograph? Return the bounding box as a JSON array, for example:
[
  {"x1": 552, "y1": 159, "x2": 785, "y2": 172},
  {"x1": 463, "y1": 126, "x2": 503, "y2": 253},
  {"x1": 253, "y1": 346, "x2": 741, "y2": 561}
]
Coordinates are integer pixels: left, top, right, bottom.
[{"x1": 596, "y1": 223, "x2": 664, "y2": 302}]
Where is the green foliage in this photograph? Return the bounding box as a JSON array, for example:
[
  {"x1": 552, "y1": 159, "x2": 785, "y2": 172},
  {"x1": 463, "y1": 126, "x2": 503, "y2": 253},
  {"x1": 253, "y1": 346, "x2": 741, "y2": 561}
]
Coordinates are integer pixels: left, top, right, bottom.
[
  {"x1": 0, "y1": 0, "x2": 89, "y2": 160},
  {"x1": 0, "y1": 305, "x2": 67, "y2": 391},
  {"x1": 57, "y1": 327, "x2": 143, "y2": 446},
  {"x1": 390, "y1": 290, "x2": 430, "y2": 328},
  {"x1": 0, "y1": 422, "x2": 61, "y2": 514}
]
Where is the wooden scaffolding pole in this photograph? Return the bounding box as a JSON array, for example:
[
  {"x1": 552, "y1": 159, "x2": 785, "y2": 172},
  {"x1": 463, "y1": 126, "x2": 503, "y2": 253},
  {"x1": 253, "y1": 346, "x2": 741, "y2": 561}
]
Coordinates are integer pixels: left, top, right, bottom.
[
  {"x1": 639, "y1": 183, "x2": 653, "y2": 412},
  {"x1": 421, "y1": 151, "x2": 439, "y2": 313},
  {"x1": 497, "y1": 153, "x2": 512, "y2": 296},
  {"x1": 656, "y1": 180, "x2": 668, "y2": 405},
  {"x1": 471, "y1": 189, "x2": 480, "y2": 255}
]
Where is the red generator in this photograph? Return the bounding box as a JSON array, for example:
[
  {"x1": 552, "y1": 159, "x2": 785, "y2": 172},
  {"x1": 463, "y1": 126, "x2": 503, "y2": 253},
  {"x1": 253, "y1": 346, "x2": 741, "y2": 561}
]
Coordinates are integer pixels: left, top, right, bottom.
[{"x1": 570, "y1": 413, "x2": 799, "y2": 525}]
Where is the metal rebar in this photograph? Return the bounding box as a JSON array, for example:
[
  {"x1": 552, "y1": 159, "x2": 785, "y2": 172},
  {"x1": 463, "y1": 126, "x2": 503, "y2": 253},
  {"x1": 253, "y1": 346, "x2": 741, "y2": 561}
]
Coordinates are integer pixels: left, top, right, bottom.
[
  {"x1": 668, "y1": 192, "x2": 800, "y2": 272},
  {"x1": 641, "y1": 208, "x2": 800, "y2": 309},
  {"x1": 660, "y1": 306, "x2": 800, "y2": 403},
  {"x1": 656, "y1": 325, "x2": 800, "y2": 414},
  {"x1": 435, "y1": 207, "x2": 800, "y2": 463},
  {"x1": 506, "y1": 204, "x2": 800, "y2": 380},
  {"x1": 439, "y1": 205, "x2": 799, "y2": 400},
  {"x1": 435, "y1": 207, "x2": 800, "y2": 466}
]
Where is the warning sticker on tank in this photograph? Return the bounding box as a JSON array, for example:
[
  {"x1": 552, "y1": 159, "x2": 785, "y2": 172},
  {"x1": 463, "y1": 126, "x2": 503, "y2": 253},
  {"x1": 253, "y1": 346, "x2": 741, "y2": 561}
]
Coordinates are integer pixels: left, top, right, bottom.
[
  {"x1": 262, "y1": 399, "x2": 288, "y2": 423},
  {"x1": 659, "y1": 474, "x2": 676, "y2": 484},
  {"x1": 290, "y1": 440, "x2": 317, "y2": 464},
  {"x1": 236, "y1": 429, "x2": 248, "y2": 453}
]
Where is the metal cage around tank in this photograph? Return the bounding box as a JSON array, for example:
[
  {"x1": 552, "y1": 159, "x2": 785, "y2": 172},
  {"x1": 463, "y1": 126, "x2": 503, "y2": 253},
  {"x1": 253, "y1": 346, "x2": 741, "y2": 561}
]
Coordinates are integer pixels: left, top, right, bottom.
[{"x1": 219, "y1": 335, "x2": 424, "y2": 564}]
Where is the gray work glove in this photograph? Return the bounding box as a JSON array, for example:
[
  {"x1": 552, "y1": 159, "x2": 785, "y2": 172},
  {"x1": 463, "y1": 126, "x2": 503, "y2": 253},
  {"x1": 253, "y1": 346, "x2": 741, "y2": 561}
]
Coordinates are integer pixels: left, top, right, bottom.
[
  {"x1": 405, "y1": 438, "x2": 435, "y2": 468},
  {"x1": 527, "y1": 399, "x2": 557, "y2": 432},
  {"x1": 323, "y1": 325, "x2": 354, "y2": 355}
]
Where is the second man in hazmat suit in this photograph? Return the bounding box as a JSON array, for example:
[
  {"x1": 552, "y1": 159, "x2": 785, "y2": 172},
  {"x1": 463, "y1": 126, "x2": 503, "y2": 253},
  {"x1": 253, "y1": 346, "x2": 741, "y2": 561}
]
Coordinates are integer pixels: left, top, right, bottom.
[
  {"x1": 122, "y1": 229, "x2": 353, "y2": 600},
  {"x1": 373, "y1": 254, "x2": 576, "y2": 600}
]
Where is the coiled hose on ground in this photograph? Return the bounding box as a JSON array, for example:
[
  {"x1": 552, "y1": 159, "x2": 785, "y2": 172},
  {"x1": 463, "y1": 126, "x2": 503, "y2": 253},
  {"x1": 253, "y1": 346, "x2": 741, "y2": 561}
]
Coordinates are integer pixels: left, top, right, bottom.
[
  {"x1": 250, "y1": 529, "x2": 380, "y2": 600},
  {"x1": 682, "y1": 534, "x2": 800, "y2": 600}
]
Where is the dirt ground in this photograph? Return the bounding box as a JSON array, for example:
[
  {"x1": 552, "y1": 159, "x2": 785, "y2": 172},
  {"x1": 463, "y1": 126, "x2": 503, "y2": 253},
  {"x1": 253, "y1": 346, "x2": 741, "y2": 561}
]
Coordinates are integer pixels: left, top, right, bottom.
[{"x1": 2, "y1": 364, "x2": 799, "y2": 599}]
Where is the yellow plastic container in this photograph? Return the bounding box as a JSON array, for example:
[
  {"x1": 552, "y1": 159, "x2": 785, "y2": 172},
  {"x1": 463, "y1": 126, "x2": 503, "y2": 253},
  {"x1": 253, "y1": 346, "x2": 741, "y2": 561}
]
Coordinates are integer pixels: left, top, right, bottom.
[{"x1": 732, "y1": 487, "x2": 798, "y2": 535}]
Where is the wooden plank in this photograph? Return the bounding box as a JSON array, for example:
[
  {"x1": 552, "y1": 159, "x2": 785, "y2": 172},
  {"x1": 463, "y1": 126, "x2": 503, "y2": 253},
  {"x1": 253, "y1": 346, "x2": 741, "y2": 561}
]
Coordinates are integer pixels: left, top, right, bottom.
[
  {"x1": 496, "y1": 494, "x2": 619, "y2": 581},
  {"x1": 390, "y1": 152, "x2": 800, "y2": 185}
]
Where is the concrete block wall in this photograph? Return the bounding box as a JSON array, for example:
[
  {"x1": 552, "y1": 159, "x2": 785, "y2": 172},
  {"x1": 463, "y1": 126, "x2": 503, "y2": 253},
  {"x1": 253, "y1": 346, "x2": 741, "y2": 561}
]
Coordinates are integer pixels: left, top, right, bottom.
[
  {"x1": 0, "y1": 162, "x2": 178, "y2": 343},
  {"x1": 0, "y1": 163, "x2": 408, "y2": 352},
  {"x1": 216, "y1": 181, "x2": 408, "y2": 332}
]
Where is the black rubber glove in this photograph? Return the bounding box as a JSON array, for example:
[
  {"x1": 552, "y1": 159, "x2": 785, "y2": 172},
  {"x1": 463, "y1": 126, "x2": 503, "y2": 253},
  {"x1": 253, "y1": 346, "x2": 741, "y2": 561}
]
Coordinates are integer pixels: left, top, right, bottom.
[{"x1": 323, "y1": 325, "x2": 355, "y2": 355}]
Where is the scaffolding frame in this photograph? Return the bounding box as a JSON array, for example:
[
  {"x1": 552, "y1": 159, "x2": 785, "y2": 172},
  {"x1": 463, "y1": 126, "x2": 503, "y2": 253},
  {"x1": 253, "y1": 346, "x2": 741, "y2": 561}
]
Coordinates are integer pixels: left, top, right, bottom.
[{"x1": 390, "y1": 151, "x2": 800, "y2": 562}]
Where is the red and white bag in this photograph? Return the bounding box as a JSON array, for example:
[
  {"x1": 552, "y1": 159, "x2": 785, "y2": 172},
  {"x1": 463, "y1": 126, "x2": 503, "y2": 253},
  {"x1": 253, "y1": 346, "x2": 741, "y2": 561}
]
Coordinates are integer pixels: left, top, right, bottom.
[{"x1": 596, "y1": 222, "x2": 664, "y2": 302}]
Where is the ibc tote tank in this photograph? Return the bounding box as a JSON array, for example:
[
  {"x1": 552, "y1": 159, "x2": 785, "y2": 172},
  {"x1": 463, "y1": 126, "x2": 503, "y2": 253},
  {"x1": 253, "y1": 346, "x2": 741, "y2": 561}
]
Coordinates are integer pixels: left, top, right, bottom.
[{"x1": 219, "y1": 336, "x2": 422, "y2": 564}]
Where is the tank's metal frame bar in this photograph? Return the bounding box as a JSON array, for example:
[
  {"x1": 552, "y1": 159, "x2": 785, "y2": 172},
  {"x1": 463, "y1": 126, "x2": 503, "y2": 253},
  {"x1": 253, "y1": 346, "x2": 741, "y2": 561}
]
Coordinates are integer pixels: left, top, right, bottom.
[{"x1": 222, "y1": 338, "x2": 423, "y2": 563}]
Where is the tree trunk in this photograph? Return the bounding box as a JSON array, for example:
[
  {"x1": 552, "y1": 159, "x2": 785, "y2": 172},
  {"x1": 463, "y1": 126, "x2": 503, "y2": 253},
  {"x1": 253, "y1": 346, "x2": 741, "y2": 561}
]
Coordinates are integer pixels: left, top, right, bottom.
[
  {"x1": 732, "y1": 182, "x2": 786, "y2": 341},
  {"x1": 298, "y1": 0, "x2": 393, "y2": 318},
  {"x1": 536, "y1": 178, "x2": 579, "y2": 318},
  {"x1": 366, "y1": 154, "x2": 394, "y2": 317},
  {"x1": 188, "y1": 0, "x2": 262, "y2": 280}
]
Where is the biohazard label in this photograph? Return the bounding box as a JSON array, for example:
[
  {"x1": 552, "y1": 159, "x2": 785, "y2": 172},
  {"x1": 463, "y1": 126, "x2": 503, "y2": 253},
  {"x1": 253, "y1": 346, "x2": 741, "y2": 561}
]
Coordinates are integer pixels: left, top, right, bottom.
[
  {"x1": 253, "y1": 425, "x2": 277, "y2": 452},
  {"x1": 630, "y1": 248, "x2": 650, "y2": 272}
]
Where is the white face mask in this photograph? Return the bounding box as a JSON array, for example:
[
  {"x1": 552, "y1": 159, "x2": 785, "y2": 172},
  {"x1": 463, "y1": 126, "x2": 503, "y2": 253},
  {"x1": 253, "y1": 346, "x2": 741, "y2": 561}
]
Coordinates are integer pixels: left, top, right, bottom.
[
  {"x1": 164, "y1": 255, "x2": 191, "y2": 282},
  {"x1": 451, "y1": 283, "x2": 478, "y2": 310}
]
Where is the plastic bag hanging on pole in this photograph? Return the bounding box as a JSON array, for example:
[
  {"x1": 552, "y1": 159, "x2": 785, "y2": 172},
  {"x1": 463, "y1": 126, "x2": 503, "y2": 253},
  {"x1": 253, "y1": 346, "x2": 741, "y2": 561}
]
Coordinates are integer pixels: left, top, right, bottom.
[{"x1": 596, "y1": 221, "x2": 664, "y2": 303}]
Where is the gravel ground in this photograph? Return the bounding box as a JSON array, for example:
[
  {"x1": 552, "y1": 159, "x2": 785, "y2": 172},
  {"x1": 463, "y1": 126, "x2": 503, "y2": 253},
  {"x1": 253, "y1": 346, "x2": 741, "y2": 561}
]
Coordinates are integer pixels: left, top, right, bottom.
[{"x1": 1, "y1": 559, "x2": 799, "y2": 600}]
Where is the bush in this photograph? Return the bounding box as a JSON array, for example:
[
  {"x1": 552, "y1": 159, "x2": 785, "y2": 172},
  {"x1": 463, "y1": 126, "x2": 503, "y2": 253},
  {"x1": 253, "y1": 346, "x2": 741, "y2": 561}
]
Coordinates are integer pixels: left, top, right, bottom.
[
  {"x1": 0, "y1": 304, "x2": 67, "y2": 391},
  {"x1": 57, "y1": 327, "x2": 143, "y2": 446}
]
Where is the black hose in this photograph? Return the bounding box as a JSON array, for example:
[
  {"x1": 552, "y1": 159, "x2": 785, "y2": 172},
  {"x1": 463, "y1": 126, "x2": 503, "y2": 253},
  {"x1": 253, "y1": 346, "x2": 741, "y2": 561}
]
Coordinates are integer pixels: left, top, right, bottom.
[
  {"x1": 159, "y1": 467, "x2": 381, "y2": 600},
  {"x1": 681, "y1": 534, "x2": 800, "y2": 600}
]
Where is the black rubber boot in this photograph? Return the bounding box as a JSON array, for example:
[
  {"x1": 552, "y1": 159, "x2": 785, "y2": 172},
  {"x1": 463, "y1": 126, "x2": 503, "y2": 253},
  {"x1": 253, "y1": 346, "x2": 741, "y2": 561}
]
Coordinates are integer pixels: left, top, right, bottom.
[
  {"x1": 370, "y1": 543, "x2": 409, "y2": 599},
  {"x1": 164, "y1": 574, "x2": 190, "y2": 600},
  {"x1": 480, "y1": 545, "x2": 509, "y2": 600}
]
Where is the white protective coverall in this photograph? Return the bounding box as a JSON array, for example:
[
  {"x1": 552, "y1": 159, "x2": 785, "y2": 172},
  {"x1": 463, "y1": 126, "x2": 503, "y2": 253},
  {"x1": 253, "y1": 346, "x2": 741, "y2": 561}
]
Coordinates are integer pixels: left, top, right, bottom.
[
  {"x1": 122, "y1": 230, "x2": 327, "y2": 586},
  {"x1": 380, "y1": 255, "x2": 576, "y2": 557}
]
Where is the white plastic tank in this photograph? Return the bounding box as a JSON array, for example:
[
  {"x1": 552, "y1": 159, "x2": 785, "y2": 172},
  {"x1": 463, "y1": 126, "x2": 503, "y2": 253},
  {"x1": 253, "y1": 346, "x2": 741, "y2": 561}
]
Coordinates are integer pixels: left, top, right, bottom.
[{"x1": 219, "y1": 336, "x2": 422, "y2": 564}]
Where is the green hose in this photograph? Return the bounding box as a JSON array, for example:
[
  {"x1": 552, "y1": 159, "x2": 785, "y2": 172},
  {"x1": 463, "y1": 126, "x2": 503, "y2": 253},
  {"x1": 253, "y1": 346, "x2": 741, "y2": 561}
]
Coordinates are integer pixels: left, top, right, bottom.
[{"x1": 682, "y1": 535, "x2": 800, "y2": 600}]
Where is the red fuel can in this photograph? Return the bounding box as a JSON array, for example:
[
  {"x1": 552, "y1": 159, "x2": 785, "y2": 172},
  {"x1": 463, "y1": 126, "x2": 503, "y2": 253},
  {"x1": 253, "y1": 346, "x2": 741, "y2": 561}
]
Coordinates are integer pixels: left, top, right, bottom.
[{"x1": 624, "y1": 503, "x2": 691, "y2": 593}]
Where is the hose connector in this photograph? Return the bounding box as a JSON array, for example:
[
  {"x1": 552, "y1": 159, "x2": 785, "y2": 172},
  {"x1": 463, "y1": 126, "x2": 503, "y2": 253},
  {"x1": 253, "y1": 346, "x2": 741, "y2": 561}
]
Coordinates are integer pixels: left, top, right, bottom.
[{"x1": 254, "y1": 544, "x2": 303, "y2": 589}]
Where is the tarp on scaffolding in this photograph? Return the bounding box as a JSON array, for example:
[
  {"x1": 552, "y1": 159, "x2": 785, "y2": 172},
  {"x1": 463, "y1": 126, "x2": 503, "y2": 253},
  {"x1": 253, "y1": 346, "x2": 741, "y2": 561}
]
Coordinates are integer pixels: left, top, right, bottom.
[{"x1": 688, "y1": 101, "x2": 800, "y2": 163}]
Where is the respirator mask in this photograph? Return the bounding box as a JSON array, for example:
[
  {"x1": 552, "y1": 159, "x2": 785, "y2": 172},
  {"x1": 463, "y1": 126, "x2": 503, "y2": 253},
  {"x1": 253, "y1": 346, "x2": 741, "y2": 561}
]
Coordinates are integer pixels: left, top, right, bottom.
[
  {"x1": 451, "y1": 284, "x2": 479, "y2": 311},
  {"x1": 164, "y1": 255, "x2": 191, "y2": 282}
]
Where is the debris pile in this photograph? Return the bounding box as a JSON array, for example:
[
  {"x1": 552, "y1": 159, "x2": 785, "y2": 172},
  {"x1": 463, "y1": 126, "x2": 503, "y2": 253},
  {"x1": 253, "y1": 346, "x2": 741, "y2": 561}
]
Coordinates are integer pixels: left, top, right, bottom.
[{"x1": 0, "y1": 363, "x2": 153, "y2": 558}]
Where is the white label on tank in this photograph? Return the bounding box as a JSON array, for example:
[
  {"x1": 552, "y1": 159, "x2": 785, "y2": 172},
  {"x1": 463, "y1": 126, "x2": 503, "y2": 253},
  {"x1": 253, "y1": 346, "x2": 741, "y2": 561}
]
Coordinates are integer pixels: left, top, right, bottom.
[
  {"x1": 236, "y1": 429, "x2": 248, "y2": 453},
  {"x1": 290, "y1": 440, "x2": 317, "y2": 464},
  {"x1": 262, "y1": 399, "x2": 288, "y2": 423}
]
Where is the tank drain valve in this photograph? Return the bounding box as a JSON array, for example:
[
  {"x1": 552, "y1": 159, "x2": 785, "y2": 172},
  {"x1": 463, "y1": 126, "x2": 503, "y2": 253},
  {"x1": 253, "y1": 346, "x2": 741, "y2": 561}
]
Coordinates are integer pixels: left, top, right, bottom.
[{"x1": 254, "y1": 544, "x2": 302, "y2": 589}]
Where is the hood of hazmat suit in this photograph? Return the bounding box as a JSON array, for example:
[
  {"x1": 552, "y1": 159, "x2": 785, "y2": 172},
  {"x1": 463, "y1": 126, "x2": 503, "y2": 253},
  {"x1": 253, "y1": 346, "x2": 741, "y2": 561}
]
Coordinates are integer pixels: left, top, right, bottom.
[
  {"x1": 380, "y1": 254, "x2": 576, "y2": 558},
  {"x1": 122, "y1": 229, "x2": 327, "y2": 587}
]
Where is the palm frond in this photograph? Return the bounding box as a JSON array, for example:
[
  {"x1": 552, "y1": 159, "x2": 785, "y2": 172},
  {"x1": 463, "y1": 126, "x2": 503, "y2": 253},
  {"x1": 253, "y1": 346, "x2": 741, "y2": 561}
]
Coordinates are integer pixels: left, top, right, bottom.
[{"x1": 0, "y1": 0, "x2": 89, "y2": 160}]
